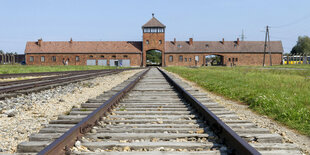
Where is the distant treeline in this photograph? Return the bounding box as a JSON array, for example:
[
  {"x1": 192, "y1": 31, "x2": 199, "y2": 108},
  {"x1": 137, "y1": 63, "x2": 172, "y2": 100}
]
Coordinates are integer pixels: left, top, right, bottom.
[{"x1": 290, "y1": 36, "x2": 310, "y2": 55}]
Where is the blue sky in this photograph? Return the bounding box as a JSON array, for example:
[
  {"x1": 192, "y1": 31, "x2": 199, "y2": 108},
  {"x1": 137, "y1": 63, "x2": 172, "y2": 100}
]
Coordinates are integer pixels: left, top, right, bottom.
[{"x1": 0, "y1": 0, "x2": 309, "y2": 54}]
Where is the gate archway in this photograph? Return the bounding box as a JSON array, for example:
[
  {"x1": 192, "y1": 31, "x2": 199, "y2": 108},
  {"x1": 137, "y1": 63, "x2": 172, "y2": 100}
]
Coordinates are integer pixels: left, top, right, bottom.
[
  {"x1": 205, "y1": 55, "x2": 224, "y2": 66},
  {"x1": 146, "y1": 49, "x2": 162, "y2": 66}
]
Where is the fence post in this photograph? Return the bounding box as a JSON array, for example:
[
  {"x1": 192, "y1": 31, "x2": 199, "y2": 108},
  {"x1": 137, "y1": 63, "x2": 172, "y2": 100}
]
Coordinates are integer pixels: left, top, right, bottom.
[{"x1": 287, "y1": 54, "x2": 290, "y2": 65}]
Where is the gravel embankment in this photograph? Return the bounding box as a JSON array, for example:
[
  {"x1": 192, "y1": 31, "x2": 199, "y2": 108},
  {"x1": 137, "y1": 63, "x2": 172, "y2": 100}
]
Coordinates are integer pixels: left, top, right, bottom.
[
  {"x1": 0, "y1": 69, "x2": 142, "y2": 153},
  {"x1": 165, "y1": 69, "x2": 310, "y2": 155},
  {"x1": 0, "y1": 76, "x2": 51, "y2": 82}
]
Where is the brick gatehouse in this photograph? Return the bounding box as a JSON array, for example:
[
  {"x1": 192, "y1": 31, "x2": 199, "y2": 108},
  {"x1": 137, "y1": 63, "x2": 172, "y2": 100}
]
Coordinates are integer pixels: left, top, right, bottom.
[{"x1": 25, "y1": 15, "x2": 283, "y2": 67}]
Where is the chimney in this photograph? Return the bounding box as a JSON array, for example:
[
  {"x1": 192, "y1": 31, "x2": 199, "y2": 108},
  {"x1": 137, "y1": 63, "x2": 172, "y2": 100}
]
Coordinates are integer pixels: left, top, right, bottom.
[
  {"x1": 173, "y1": 38, "x2": 176, "y2": 45},
  {"x1": 37, "y1": 38, "x2": 42, "y2": 46},
  {"x1": 189, "y1": 38, "x2": 193, "y2": 45},
  {"x1": 222, "y1": 38, "x2": 225, "y2": 44},
  {"x1": 237, "y1": 38, "x2": 240, "y2": 45},
  {"x1": 69, "y1": 38, "x2": 73, "y2": 43}
]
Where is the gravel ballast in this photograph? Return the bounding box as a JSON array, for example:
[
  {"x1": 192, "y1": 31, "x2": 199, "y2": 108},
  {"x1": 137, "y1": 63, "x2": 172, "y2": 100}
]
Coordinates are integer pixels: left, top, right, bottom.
[{"x1": 0, "y1": 69, "x2": 142, "y2": 153}]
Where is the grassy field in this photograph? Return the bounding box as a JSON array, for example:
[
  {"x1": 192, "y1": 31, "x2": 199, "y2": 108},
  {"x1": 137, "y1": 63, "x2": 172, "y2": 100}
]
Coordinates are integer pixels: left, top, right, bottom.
[
  {"x1": 0, "y1": 65, "x2": 128, "y2": 74},
  {"x1": 165, "y1": 66, "x2": 310, "y2": 136},
  {"x1": 265, "y1": 64, "x2": 310, "y2": 69}
]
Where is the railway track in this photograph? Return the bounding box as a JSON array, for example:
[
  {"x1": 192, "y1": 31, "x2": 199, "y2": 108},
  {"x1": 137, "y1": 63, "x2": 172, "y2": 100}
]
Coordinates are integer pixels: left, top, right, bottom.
[
  {"x1": 16, "y1": 68, "x2": 302, "y2": 154},
  {"x1": 0, "y1": 69, "x2": 135, "y2": 99},
  {"x1": 0, "y1": 70, "x2": 114, "y2": 79},
  {"x1": 0, "y1": 70, "x2": 111, "y2": 87}
]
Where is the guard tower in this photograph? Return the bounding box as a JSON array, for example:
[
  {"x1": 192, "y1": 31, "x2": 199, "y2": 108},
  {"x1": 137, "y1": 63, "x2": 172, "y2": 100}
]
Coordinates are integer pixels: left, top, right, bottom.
[{"x1": 142, "y1": 14, "x2": 166, "y2": 66}]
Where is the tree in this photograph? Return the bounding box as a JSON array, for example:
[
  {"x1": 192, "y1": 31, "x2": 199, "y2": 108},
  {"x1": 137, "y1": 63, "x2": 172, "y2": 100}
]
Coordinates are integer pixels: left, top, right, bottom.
[
  {"x1": 146, "y1": 50, "x2": 162, "y2": 64},
  {"x1": 291, "y1": 36, "x2": 310, "y2": 55}
]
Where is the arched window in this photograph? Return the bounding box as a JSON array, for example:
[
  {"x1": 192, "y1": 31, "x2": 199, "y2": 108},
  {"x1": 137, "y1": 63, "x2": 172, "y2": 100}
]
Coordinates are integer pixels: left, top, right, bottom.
[
  {"x1": 101, "y1": 55, "x2": 105, "y2": 58},
  {"x1": 41, "y1": 56, "x2": 45, "y2": 62},
  {"x1": 112, "y1": 55, "x2": 116, "y2": 59},
  {"x1": 169, "y1": 56, "x2": 173, "y2": 62},
  {"x1": 179, "y1": 55, "x2": 183, "y2": 62},
  {"x1": 124, "y1": 55, "x2": 128, "y2": 58},
  {"x1": 52, "y1": 56, "x2": 56, "y2": 62},
  {"x1": 30, "y1": 56, "x2": 34, "y2": 62},
  {"x1": 89, "y1": 55, "x2": 93, "y2": 58}
]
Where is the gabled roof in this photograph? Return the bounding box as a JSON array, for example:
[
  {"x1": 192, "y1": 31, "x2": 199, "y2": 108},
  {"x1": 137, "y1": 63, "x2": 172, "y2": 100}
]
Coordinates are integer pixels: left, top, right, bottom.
[
  {"x1": 25, "y1": 41, "x2": 142, "y2": 54},
  {"x1": 165, "y1": 41, "x2": 283, "y2": 53},
  {"x1": 142, "y1": 17, "x2": 166, "y2": 28}
]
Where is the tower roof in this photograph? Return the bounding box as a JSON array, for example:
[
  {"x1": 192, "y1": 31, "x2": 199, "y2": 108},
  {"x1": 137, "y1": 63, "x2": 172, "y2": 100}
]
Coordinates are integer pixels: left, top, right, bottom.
[{"x1": 142, "y1": 16, "x2": 166, "y2": 28}]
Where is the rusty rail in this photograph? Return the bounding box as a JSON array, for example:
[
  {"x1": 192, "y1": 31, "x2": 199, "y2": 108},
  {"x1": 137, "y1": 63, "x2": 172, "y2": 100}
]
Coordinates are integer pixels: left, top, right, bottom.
[
  {"x1": 158, "y1": 68, "x2": 260, "y2": 155},
  {"x1": 0, "y1": 68, "x2": 143, "y2": 79},
  {"x1": 0, "y1": 68, "x2": 139, "y2": 94},
  {"x1": 0, "y1": 70, "x2": 98, "y2": 79},
  {"x1": 38, "y1": 68, "x2": 149, "y2": 155}
]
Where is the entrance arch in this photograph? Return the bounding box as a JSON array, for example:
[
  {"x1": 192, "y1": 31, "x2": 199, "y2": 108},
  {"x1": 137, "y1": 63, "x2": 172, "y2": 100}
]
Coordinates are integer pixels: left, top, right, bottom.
[
  {"x1": 146, "y1": 49, "x2": 162, "y2": 66},
  {"x1": 205, "y1": 55, "x2": 224, "y2": 66}
]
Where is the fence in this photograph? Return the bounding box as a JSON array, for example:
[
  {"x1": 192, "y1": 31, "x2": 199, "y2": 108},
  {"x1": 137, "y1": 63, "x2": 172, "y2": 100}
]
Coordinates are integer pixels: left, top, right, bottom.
[{"x1": 283, "y1": 53, "x2": 309, "y2": 65}]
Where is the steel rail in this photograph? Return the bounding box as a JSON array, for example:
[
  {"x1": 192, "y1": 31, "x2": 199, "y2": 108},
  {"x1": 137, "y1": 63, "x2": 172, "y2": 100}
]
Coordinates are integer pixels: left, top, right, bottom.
[
  {"x1": 0, "y1": 68, "x2": 141, "y2": 79},
  {"x1": 0, "y1": 70, "x2": 100, "y2": 79},
  {"x1": 38, "y1": 68, "x2": 150, "y2": 155},
  {"x1": 0, "y1": 68, "x2": 138, "y2": 87},
  {"x1": 0, "y1": 71, "x2": 101, "y2": 87},
  {"x1": 0, "y1": 70, "x2": 121, "y2": 94},
  {"x1": 158, "y1": 68, "x2": 260, "y2": 155}
]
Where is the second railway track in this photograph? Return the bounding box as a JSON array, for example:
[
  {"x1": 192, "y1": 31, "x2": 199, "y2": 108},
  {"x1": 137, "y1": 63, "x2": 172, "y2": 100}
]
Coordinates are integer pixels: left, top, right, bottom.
[
  {"x1": 16, "y1": 68, "x2": 302, "y2": 155},
  {"x1": 0, "y1": 69, "x2": 137, "y2": 99}
]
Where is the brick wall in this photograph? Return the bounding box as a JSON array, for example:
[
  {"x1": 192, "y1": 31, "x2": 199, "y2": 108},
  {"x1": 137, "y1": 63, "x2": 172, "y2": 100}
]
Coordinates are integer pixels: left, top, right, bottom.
[
  {"x1": 25, "y1": 52, "x2": 282, "y2": 67},
  {"x1": 25, "y1": 53, "x2": 141, "y2": 67},
  {"x1": 165, "y1": 53, "x2": 282, "y2": 66},
  {"x1": 142, "y1": 32, "x2": 165, "y2": 66}
]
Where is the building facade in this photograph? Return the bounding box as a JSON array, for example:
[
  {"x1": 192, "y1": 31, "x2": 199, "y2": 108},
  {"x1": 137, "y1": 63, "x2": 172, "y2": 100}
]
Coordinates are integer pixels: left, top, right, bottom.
[{"x1": 25, "y1": 16, "x2": 283, "y2": 67}]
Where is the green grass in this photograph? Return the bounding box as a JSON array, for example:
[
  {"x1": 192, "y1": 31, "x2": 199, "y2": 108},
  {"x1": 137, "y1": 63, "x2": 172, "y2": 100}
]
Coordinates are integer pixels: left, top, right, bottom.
[
  {"x1": 165, "y1": 66, "x2": 310, "y2": 136},
  {"x1": 266, "y1": 64, "x2": 310, "y2": 69},
  {"x1": 0, "y1": 65, "x2": 129, "y2": 74}
]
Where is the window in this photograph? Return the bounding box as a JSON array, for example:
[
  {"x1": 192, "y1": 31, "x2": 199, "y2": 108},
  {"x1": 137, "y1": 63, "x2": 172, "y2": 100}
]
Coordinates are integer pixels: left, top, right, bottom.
[
  {"x1": 76, "y1": 56, "x2": 80, "y2": 61},
  {"x1": 236, "y1": 58, "x2": 238, "y2": 62},
  {"x1": 158, "y1": 28, "x2": 164, "y2": 33},
  {"x1": 205, "y1": 44, "x2": 209, "y2": 48},
  {"x1": 89, "y1": 55, "x2": 93, "y2": 58},
  {"x1": 144, "y1": 27, "x2": 164, "y2": 33},
  {"x1": 112, "y1": 55, "x2": 116, "y2": 59},
  {"x1": 185, "y1": 58, "x2": 187, "y2": 62},
  {"x1": 232, "y1": 58, "x2": 235, "y2": 62},
  {"x1": 159, "y1": 40, "x2": 162, "y2": 44},
  {"x1": 177, "y1": 44, "x2": 182, "y2": 48},
  {"x1": 189, "y1": 58, "x2": 191, "y2": 62},
  {"x1": 124, "y1": 55, "x2": 128, "y2": 58},
  {"x1": 101, "y1": 55, "x2": 105, "y2": 58},
  {"x1": 169, "y1": 56, "x2": 173, "y2": 62},
  {"x1": 179, "y1": 55, "x2": 183, "y2": 62},
  {"x1": 52, "y1": 56, "x2": 56, "y2": 62},
  {"x1": 146, "y1": 40, "x2": 149, "y2": 44},
  {"x1": 195, "y1": 56, "x2": 199, "y2": 62},
  {"x1": 150, "y1": 28, "x2": 157, "y2": 33},
  {"x1": 30, "y1": 56, "x2": 34, "y2": 62},
  {"x1": 228, "y1": 58, "x2": 231, "y2": 62},
  {"x1": 143, "y1": 28, "x2": 151, "y2": 33},
  {"x1": 41, "y1": 56, "x2": 45, "y2": 62}
]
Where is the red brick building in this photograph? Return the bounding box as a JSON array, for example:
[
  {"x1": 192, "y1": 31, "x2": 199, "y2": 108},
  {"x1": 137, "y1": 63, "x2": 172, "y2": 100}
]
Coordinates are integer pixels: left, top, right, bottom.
[{"x1": 25, "y1": 15, "x2": 283, "y2": 67}]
